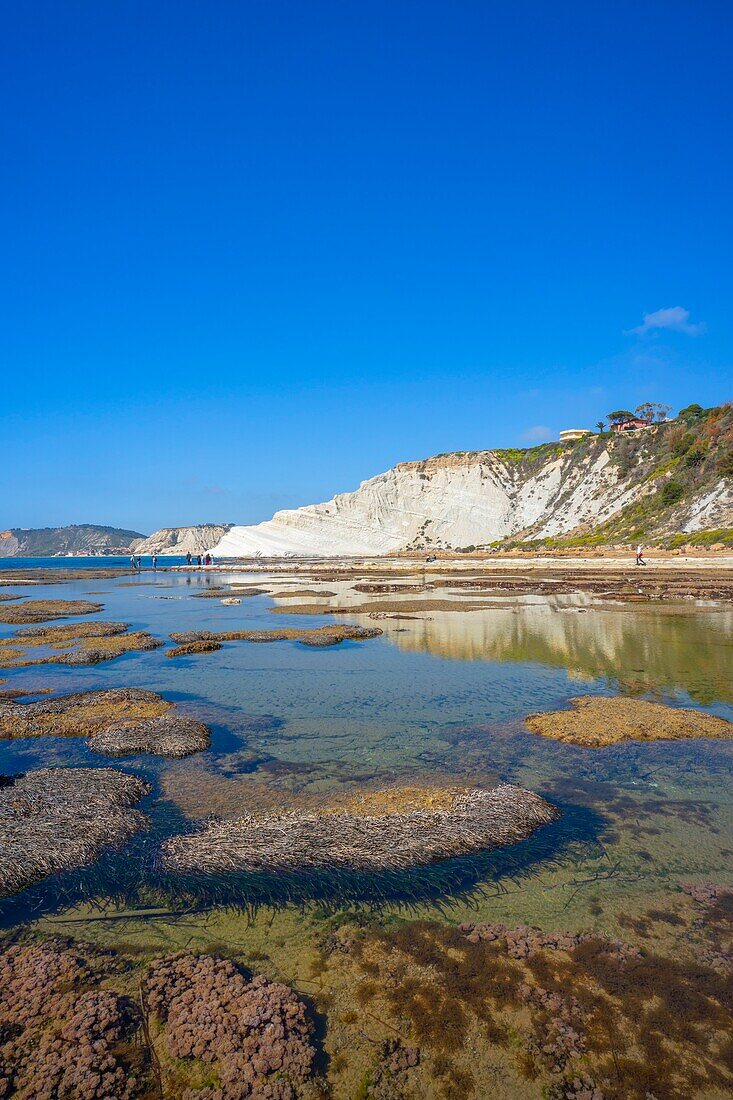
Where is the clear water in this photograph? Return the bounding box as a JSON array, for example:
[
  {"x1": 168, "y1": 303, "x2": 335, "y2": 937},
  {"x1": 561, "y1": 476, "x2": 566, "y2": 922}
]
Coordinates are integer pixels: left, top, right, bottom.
[
  {"x1": 2, "y1": 566, "x2": 732, "y2": 925},
  {"x1": 0, "y1": 555, "x2": 187, "y2": 570}
]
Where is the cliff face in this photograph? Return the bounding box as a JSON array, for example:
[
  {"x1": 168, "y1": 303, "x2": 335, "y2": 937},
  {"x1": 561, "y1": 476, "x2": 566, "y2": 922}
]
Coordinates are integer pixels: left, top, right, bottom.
[
  {"x1": 0, "y1": 525, "x2": 145, "y2": 557},
  {"x1": 214, "y1": 406, "x2": 733, "y2": 557},
  {"x1": 134, "y1": 525, "x2": 233, "y2": 556}
]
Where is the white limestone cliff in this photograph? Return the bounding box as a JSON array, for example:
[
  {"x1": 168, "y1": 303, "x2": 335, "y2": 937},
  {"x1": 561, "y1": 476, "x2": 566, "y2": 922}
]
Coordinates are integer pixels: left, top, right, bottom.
[{"x1": 213, "y1": 434, "x2": 732, "y2": 559}]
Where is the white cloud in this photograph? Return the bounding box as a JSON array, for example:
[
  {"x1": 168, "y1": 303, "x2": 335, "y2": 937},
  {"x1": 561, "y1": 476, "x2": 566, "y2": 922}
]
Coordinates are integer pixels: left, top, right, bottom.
[
  {"x1": 626, "y1": 306, "x2": 706, "y2": 337},
  {"x1": 520, "y1": 425, "x2": 554, "y2": 442}
]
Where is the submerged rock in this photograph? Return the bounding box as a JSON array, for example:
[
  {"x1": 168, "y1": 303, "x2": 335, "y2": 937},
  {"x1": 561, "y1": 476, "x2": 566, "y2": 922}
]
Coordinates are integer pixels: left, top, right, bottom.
[
  {"x1": 146, "y1": 952, "x2": 316, "y2": 1099},
  {"x1": 89, "y1": 714, "x2": 211, "y2": 758},
  {"x1": 161, "y1": 783, "x2": 558, "y2": 875},
  {"x1": 0, "y1": 942, "x2": 148, "y2": 1099},
  {"x1": 525, "y1": 695, "x2": 733, "y2": 747},
  {"x1": 0, "y1": 767, "x2": 150, "y2": 897}
]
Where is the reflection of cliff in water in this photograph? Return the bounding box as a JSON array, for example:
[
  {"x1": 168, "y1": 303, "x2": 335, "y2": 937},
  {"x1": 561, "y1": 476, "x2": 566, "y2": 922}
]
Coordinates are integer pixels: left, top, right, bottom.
[{"x1": 357, "y1": 598, "x2": 733, "y2": 705}]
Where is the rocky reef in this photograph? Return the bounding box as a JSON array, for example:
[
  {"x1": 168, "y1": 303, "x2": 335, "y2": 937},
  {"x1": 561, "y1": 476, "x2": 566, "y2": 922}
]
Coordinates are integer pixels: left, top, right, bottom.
[
  {"x1": 161, "y1": 784, "x2": 558, "y2": 875},
  {"x1": 525, "y1": 695, "x2": 733, "y2": 747},
  {"x1": 0, "y1": 767, "x2": 150, "y2": 897}
]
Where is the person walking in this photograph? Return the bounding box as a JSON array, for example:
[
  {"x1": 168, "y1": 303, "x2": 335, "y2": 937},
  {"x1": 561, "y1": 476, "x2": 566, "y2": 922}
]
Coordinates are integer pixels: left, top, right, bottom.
[
  {"x1": 152, "y1": 553, "x2": 158, "y2": 570},
  {"x1": 635, "y1": 544, "x2": 646, "y2": 566},
  {"x1": 136, "y1": 555, "x2": 142, "y2": 570},
  {"x1": 186, "y1": 551, "x2": 192, "y2": 567},
  {"x1": 130, "y1": 553, "x2": 137, "y2": 570},
  {"x1": 196, "y1": 554, "x2": 202, "y2": 567}
]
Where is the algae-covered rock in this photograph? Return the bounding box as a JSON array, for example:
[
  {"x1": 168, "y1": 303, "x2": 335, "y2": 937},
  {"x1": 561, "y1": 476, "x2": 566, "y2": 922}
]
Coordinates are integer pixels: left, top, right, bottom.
[
  {"x1": 146, "y1": 952, "x2": 316, "y2": 1098},
  {"x1": 167, "y1": 623, "x2": 382, "y2": 651},
  {"x1": 166, "y1": 639, "x2": 223, "y2": 658},
  {"x1": 0, "y1": 687, "x2": 211, "y2": 758},
  {"x1": 0, "y1": 620, "x2": 162, "y2": 668},
  {"x1": 0, "y1": 598, "x2": 102, "y2": 624},
  {"x1": 0, "y1": 942, "x2": 150, "y2": 1098},
  {"x1": 0, "y1": 687, "x2": 170, "y2": 740},
  {"x1": 0, "y1": 767, "x2": 150, "y2": 897},
  {"x1": 89, "y1": 714, "x2": 211, "y2": 758},
  {"x1": 525, "y1": 695, "x2": 733, "y2": 747},
  {"x1": 161, "y1": 783, "x2": 558, "y2": 875}
]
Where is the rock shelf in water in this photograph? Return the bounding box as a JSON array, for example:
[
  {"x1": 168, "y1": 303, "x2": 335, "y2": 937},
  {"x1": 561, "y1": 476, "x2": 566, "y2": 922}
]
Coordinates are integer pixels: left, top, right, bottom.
[
  {"x1": 161, "y1": 783, "x2": 558, "y2": 874},
  {"x1": 167, "y1": 623, "x2": 382, "y2": 654},
  {"x1": 0, "y1": 767, "x2": 150, "y2": 897},
  {"x1": 0, "y1": 687, "x2": 211, "y2": 757},
  {"x1": 89, "y1": 713, "x2": 211, "y2": 758},
  {"x1": 0, "y1": 620, "x2": 162, "y2": 668},
  {"x1": 0, "y1": 598, "x2": 103, "y2": 624},
  {"x1": 525, "y1": 695, "x2": 733, "y2": 747}
]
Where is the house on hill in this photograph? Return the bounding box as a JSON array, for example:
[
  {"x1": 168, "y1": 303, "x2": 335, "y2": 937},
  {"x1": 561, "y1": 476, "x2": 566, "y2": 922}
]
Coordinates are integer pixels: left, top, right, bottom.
[
  {"x1": 610, "y1": 416, "x2": 650, "y2": 433},
  {"x1": 559, "y1": 429, "x2": 592, "y2": 442}
]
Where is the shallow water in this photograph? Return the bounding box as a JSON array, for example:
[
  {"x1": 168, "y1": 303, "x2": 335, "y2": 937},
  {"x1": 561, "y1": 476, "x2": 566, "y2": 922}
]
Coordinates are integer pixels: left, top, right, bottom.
[{"x1": 1, "y1": 565, "x2": 732, "y2": 928}]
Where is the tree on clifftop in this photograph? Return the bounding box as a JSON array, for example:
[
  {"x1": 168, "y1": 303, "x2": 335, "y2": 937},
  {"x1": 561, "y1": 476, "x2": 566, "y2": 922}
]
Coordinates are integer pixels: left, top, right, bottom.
[
  {"x1": 635, "y1": 402, "x2": 672, "y2": 422},
  {"x1": 606, "y1": 410, "x2": 635, "y2": 425}
]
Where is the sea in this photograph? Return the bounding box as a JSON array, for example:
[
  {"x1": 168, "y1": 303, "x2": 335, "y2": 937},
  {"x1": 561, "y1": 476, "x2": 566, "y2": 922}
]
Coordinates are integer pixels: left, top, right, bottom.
[{"x1": 1, "y1": 556, "x2": 731, "y2": 924}]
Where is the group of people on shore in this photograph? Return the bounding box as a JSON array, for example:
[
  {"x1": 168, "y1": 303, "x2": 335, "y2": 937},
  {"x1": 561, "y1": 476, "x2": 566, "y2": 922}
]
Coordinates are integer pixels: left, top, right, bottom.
[
  {"x1": 129, "y1": 554, "x2": 158, "y2": 570},
  {"x1": 129, "y1": 551, "x2": 213, "y2": 570},
  {"x1": 129, "y1": 547, "x2": 650, "y2": 569},
  {"x1": 185, "y1": 551, "x2": 213, "y2": 567}
]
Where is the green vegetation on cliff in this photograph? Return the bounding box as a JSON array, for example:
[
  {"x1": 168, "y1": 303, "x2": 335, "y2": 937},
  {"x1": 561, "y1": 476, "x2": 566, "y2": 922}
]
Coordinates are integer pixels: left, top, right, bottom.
[{"x1": 495, "y1": 402, "x2": 733, "y2": 548}]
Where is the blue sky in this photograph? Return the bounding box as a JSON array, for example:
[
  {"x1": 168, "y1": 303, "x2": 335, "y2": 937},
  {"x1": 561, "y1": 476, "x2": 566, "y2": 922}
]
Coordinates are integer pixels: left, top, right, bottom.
[{"x1": 2, "y1": 1, "x2": 731, "y2": 533}]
